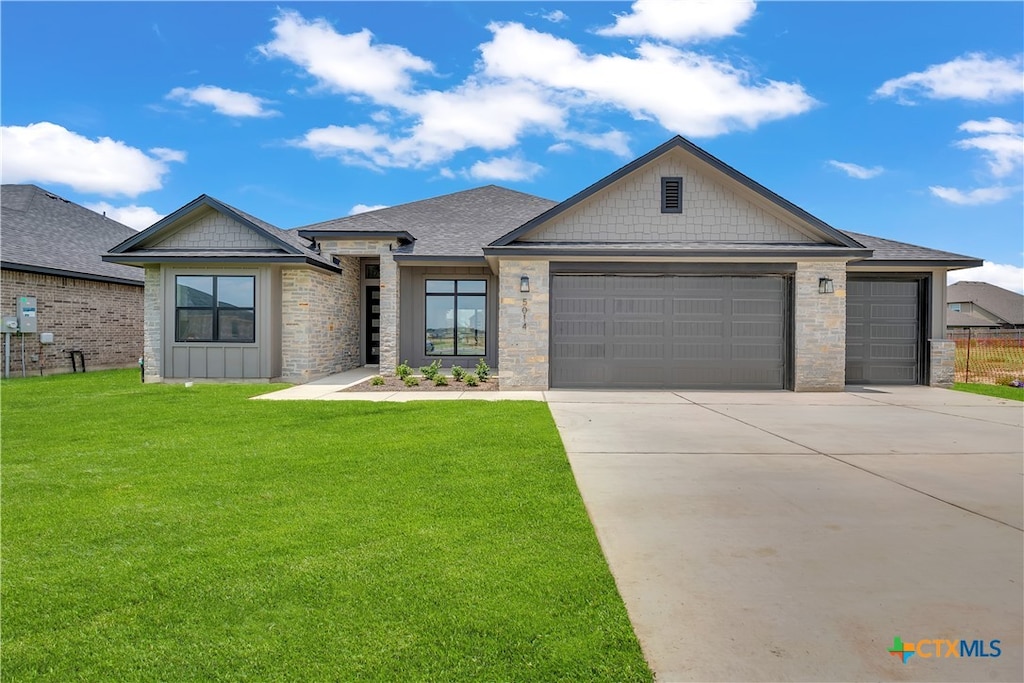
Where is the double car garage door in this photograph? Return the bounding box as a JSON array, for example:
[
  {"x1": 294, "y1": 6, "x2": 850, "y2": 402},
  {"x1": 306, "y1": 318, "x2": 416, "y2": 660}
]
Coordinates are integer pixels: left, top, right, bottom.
[{"x1": 549, "y1": 273, "x2": 922, "y2": 389}]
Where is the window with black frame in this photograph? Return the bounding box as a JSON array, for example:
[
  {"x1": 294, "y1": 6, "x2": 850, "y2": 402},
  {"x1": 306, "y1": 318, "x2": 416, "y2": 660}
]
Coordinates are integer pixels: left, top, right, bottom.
[
  {"x1": 424, "y1": 279, "x2": 486, "y2": 356},
  {"x1": 175, "y1": 275, "x2": 256, "y2": 342}
]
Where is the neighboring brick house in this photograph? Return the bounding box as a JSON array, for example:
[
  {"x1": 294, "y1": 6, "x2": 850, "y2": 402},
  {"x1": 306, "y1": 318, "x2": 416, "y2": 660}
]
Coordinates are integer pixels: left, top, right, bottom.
[
  {"x1": 105, "y1": 136, "x2": 982, "y2": 390},
  {"x1": 1, "y1": 185, "x2": 144, "y2": 376},
  {"x1": 946, "y1": 281, "x2": 1024, "y2": 330}
]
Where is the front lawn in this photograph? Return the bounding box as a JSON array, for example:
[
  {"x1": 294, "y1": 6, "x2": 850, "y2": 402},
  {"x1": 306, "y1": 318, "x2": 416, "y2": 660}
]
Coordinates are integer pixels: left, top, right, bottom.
[
  {"x1": 1, "y1": 370, "x2": 650, "y2": 681},
  {"x1": 951, "y1": 382, "x2": 1024, "y2": 402}
]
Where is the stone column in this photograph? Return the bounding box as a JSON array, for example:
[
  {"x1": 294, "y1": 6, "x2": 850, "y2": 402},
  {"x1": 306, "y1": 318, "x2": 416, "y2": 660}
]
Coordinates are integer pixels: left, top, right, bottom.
[
  {"x1": 498, "y1": 260, "x2": 549, "y2": 390},
  {"x1": 377, "y1": 248, "x2": 400, "y2": 375},
  {"x1": 793, "y1": 261, "x2": 847, "y2": 391},
  {"x1": 928, "y1": 339, "x2": 955, "y2": 387},
  {"x1": 143, "y1": 265, "x2": 163, "y2": 382}
]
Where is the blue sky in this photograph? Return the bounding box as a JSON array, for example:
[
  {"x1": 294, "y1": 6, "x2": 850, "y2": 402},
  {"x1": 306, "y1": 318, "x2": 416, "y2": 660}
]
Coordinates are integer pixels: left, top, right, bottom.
[{"x1": 3, "y1": 1, "x2": 1022, "y2": 290}]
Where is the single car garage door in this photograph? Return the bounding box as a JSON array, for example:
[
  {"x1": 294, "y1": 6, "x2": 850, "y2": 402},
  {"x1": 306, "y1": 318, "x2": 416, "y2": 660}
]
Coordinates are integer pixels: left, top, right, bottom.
[
  {"x1": 550, "y1": 274, "x2": 788, "y2": 389},
  {"x1": 846, "y1": 278, "x2": 922, "y2": 384}
]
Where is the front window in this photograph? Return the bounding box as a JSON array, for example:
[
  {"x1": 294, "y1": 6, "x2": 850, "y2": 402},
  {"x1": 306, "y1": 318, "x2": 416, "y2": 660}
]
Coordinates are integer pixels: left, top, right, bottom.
[
  {"x1": 425, "y1": 279, "x2": 486, "y2": 356},
  {"x1": 175, "y1": 275, "x2": 255, "y2": 342}
]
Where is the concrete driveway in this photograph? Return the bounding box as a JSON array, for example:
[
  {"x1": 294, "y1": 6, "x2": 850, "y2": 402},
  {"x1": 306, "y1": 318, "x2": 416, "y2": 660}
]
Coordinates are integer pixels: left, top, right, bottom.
[{"x1": 547, "y1": 387, "x2": 1023, "y2": 682}]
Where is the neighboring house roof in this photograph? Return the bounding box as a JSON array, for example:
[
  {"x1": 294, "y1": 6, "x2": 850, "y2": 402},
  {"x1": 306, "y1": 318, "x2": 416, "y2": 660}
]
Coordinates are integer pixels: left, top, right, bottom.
[
  {"x1": 842, "y1": 230, "x2": 981, "y2": 268},
  {"x1": 946, "y1": 310, "x2": 1002, "y2": 328},
  {"x1": 947, "y1": 281, "x2": 1024, "y2": 326},
  {"x1": 1, "y1": 184, "x2": 144, "y2": 285},
  {"x1": 105, "y1": 195, "x2": 342, "y2": 273},
  {"x1": 296, "y1": 185, "x2": 558, "y2": 260}
]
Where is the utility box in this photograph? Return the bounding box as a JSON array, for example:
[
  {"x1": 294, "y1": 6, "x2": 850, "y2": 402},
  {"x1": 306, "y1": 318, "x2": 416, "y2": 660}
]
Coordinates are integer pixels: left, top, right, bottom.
[
  {"x1": 17, "y1": 296, "x2": 37, "y2": 333},
  {"x1": 40, "y1": 332, "x2": 55, "y2": 344},
  {"x1": 2, "y1": 316, "x2": 18, "y2": 332}
]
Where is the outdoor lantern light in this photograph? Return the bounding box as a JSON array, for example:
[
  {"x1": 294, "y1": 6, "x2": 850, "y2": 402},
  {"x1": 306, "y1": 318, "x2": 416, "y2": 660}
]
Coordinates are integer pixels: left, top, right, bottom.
[
  {"x1": 520, "y1": 275, "x2": 530, "y2": 293},
  {"x1": 818, "y1": 277, "x2": 835, "y2": 294}
]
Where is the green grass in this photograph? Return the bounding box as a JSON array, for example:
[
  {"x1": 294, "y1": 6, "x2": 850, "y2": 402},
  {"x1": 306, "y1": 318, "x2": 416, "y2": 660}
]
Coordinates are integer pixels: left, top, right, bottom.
[
  {"x1": 2, "y1": 371, "x2": 650, "y2": 681},
  {"x1": 952, "y1": 382, "x2": 1024, "y2": 401}
]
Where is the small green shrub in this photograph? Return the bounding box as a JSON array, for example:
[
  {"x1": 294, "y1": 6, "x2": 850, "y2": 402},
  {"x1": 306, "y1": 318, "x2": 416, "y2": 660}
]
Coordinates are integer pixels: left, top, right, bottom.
[
  {"x1": 403, "y1": 375, "x2": 420, "y2": 387},
  {"x1": 396, "y1": 360, "x2": 413, "y2": 379},
  {"x1": 370, "y1": 375, "x2": 385, "y2": 386},
  {"x1": 464, "y1": 373, "x2": 479, "y2": 387},
  {"x1": 433, "y1": 375, "x2": 448, "y2": 387},
  {"x1": 451, "y1": 365, "x2": 465, "y2": 381},
  {"x1": 475, "y1": 359, "x2": 490, "y2": 381},
  {"x1": 420, "y1": 359, "x2": 442, "y2": 380}
]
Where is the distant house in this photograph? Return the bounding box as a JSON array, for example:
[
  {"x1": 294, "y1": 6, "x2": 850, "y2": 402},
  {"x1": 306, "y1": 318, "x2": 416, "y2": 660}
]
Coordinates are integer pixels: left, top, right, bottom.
[
  {"x1": 1, "y1": 185, "x2": 144, "y2": 375},
  {"x1": 946, "y1": 281, "x2": 1024, "y2": 330},
  {"x1": 105, "y1": 136, "x2": 982, "y2": 390}
]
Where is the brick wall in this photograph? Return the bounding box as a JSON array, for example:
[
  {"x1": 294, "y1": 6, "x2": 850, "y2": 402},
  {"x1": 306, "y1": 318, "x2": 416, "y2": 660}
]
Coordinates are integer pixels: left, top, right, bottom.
[
  {"x1": 0, "y1": 268, "x2": 143, "y2": 376},
  {"x1": 279, "y1": 263, "x2": 360, "y2": 382},
  {"x1": 793, "y1": 261, "x2": 847, "y2": 391},
  {"x1": 498, "y1": 260, "x2": 550, "y2": 389},
  {"x1": 521, "y1": 150, "x2": 818, "y2": 244}
]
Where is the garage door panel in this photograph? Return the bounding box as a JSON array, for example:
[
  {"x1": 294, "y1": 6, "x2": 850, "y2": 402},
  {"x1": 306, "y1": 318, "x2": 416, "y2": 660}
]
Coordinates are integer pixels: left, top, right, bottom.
[
  {"x1": 551, "y1": 274, "x2": 787, "y2": 389},
  {"x1": 553, "y1": 320, "x2": 605, "y2": 337},
  {"x1": 846, "y1": 277, "x2": 921, "y2": 385}
]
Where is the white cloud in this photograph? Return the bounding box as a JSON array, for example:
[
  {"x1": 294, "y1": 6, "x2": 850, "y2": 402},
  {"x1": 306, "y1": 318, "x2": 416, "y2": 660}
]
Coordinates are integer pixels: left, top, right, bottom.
[
  {"x1": 0, "y1": 122, "x2": 184, "y2": 197},
  {"x1": 166, "y1": 85, "x2": 280, "y2": 118},
  {"x1": 84, "y1": 202, "x2": 164, "y2": 230},
  {"x1": 954, "y1": 118, "x2": 1023, "y2": 178},
  {"x1": 562, "y1": 130, "x2": 632, "y2": 157},
  {"x1": 349, "y1": 203, "x2": 389, "y2": 215},
  {"x1": 481, "y1": 22, "x2": 816, "y2": 138},
  {"x1": 547, "y1": 142, "x2": 572, "y2": 153},
  {"x1": 257, "y1": 9, "x2": 432, "y2": 103},
  {"x1": 875, "y1": 53, "x2": 1024, "y2": 104},
  {"x1": 929, "y1": 185, "x2": 1015, "y2": 206},
  {"x1": 542, "y1": 10, "x2": 568, "y2": 24},
  {"x1": 597, "y1": 0, "x2": 756, "y2": 43},
  {"x1": 468, "y1": 156, "x2": 543, "y2": 181},
  {"x1": 828, "y1": 160, "x2": 884, "y2": 179},
  {"x1": 948, "y1": 262, "x2": 1024, "y2": 294}
]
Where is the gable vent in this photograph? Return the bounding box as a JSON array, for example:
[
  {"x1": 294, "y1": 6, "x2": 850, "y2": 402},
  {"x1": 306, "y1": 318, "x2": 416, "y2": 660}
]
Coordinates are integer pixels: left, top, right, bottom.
[{"x1": 661, "y1": 177, "x2": 683, "y2": 213}]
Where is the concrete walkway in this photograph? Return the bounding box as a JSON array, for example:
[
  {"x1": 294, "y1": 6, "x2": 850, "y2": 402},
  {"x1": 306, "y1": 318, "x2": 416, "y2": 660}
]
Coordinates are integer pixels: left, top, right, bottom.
[
  {"x1": 251, "y1": 368, "x2": 545, "y2": 401},
  {"x1": 549, "y1": 386, "x2": 1023, "y2": 682}
]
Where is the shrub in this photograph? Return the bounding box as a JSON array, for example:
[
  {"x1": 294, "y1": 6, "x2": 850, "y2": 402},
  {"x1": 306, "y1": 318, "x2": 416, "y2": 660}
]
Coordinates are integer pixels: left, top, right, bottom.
[
  {"x1": 396, "y1": 360, "x2": 413, "y2": 379},
  {"x1": 433, "y1": 375, "x2": 448, "y2": 387},
  {"x1": 420, "y1": 359, "x2": 442, "y2": 380},
  {"x1": 450, "y1": 365, "x2": 465, "y2": 382},
  {"x1": 464, "y1": 373, "x2": 479, "y2": 387},
  {"x1": 403, "y1": 375, "x2": 420, "y2": 387},
  {"x1": 475, "y1": 359, "x2": 490, "y2": 381},
  {"x1": 370, "y1": 375, "x2": 385, "y2": 386}
]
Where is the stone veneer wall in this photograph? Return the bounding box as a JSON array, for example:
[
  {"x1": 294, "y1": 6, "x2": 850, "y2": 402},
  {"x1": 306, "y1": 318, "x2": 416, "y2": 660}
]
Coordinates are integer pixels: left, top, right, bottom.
[
  {"x1": 143, "y1": 265, "x2": 162, "y2": 381},
  {"x1": 279, "y1": 262, "x2": 359, "y2": 382},
  {"x1": 317, "y1": 239, "x2": 400, "y2": 375},
  {"x1": 1, "y1": 268, "x2": 143, "y2": 376},
  {"x1": 793, "y1": 261, "x2": 847, "y2": 391},
  {"x1": 498, "y1": 260, "x2": 550, "y2": 389},
  {"x1": 928, "y1": 339, "x2": 955, "y2": 387}
]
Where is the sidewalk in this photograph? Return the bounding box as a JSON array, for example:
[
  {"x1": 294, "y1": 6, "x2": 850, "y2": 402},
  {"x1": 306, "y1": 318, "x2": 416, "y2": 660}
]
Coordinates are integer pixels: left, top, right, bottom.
[{"x1": 251, "y1": 368, "x2": 545, "y2": 401}]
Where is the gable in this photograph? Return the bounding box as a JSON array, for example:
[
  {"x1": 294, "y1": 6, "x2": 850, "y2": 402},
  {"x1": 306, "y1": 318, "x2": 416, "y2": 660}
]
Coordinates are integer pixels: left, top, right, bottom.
[
  {"x1": 519, "y1": 149, "x2": 823, "y2": 244},
  {"x1": 146, "y1": 207, "x2": 279, "y2": 250}
]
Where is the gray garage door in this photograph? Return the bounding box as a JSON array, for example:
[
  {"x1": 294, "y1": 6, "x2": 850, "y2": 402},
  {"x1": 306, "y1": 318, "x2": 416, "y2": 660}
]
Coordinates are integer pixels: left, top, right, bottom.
[
  {"x1": 550, "y1": 274, "x2": 788, "y2": 389},
  {"x1": 846, "y1": 278, "x2": 921, "y2": 384}
]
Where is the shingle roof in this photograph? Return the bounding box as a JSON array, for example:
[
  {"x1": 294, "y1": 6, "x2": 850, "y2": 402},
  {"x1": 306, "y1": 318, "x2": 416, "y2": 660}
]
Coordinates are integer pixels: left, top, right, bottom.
[
  {"x1": 840, "y1": 230, "x2": 981, "y2": 266},
  {"x1": 947, "y1": 281, "x2": 1024, "y2": 325},
  {"x1": 1, "y1": 184, "x2": 143, "y2": 284},
  {"x1": 296, "y1": 185, "x2": 557, "y2": 259}
]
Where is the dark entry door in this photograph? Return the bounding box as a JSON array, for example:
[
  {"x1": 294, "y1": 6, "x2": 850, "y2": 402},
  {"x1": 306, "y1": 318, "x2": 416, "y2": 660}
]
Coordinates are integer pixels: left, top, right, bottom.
[{"x1": 366, "y1": 286, "x2": 380, "y2": 364}]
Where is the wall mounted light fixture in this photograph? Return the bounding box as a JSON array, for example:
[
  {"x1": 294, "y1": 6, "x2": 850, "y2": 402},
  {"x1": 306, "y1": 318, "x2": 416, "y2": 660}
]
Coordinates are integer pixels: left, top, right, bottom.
[
  {"x1": 818, "y1": 277, "x2": 835, "y2": 294},
  {"x1": 520, "y1": 275, "x2": 530, "y2": 293}
]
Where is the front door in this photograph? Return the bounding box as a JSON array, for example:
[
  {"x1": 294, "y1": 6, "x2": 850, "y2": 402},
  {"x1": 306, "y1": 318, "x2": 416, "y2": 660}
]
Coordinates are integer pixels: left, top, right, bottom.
[{"x1": 366, "y1": 286, "x2": 381, "y2": 364}]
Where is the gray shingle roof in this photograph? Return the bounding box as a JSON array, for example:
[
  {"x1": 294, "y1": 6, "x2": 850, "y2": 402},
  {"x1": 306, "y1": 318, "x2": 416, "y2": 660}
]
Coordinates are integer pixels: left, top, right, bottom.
[
  {"x1": 1, "y1": 184, "x2": 143, "y2": 284},
  {"x1": 947, "y1": 281, "x2": 1024, "y2": 325},
  {"x1": 296, "y1": 185, "x2": 557, "y2": 259},
  {"x1": 841, "y1": 230, "x2": 980, "y2": 265}
]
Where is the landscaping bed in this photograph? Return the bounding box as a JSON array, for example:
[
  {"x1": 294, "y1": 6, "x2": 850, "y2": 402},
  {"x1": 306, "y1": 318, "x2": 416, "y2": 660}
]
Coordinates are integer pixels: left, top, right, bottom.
[{"x1": 345, "y1": 374, "x2": 498, "y2": 391}]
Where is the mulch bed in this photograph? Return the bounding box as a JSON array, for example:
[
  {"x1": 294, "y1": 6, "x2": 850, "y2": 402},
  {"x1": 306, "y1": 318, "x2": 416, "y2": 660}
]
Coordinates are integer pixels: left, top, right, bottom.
[{"x1": 344, "y1": 374, "x2": 499, "y2": 392}]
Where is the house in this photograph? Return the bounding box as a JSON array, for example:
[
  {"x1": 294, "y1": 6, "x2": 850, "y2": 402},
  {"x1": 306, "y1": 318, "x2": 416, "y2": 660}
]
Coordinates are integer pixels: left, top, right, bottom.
[
  {"x1": 946, "y1": 281, "x2": 1024, "y2": 330},
  {"x1": 104, "y1": 136, "x2": 982, "y2": 390},
  {"x1": 1, "y1": 184, "x2": 144, "y2": 375}
]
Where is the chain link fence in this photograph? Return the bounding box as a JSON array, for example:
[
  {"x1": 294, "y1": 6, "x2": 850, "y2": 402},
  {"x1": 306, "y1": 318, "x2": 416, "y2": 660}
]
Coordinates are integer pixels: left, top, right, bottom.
[{"x1": 946, "y1": 328, "x2": 1024, "y2": 385}]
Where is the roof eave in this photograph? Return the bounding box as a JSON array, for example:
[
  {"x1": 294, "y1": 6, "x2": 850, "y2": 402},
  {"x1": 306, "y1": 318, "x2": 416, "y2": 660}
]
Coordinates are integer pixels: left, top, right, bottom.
[
  {"x1": 299, "y1": 229, "x2": 415, "y2": 244},
  {"x1": 483, "y1": 246, "x2": 874, "y2": 259},
  {"x1": 2, "y1": 261, "x2": 144, "y2": 286},
  {"x1": 849, "y1": 258, "x2": 984, "y2": 269},
  {"x1": 101, "y1": 253, "x2": 344, "y2": 274}
]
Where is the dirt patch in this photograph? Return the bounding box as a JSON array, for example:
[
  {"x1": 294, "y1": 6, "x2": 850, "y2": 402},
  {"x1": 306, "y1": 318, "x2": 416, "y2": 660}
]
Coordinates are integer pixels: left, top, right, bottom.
[{"x1": 344, "y1": 374, "x2": 498, "y2": 392}]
